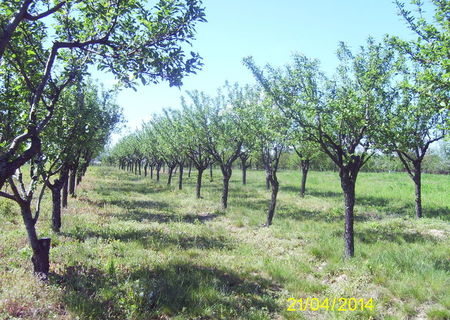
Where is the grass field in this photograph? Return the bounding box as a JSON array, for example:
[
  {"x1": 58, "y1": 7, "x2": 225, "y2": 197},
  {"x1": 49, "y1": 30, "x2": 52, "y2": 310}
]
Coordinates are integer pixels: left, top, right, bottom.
[{"x1": 0, "y1": 166, "x2": 449, "y2": 320}]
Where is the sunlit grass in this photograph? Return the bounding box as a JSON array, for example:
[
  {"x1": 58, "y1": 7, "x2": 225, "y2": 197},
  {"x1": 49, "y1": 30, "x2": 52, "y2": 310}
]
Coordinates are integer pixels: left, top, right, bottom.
[{"x1": 0, "y1": 166, "x2": 449, "y2": 319}]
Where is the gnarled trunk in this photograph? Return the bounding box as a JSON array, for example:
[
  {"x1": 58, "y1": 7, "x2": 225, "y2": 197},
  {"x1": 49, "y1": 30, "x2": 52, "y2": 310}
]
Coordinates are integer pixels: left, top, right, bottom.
[
  {"x1": 265, "y1": 174, "x2": 270, "y2": 190},
  {"x1": 413, "y1": 162, "x2": 422, "y2": 218},
  {"x1": 241, "y1": 157, "x2": 250, "y2": 185},
  {"x1": 220, "y1": 165, "x2": 232, "y2": 209},
  {"x1": 51, "y1": 187, "x2": 62, "y2": 232},
  {"x1": 300, "y1": 159, "x2": 310, "y2": 197},
  {"x1": 32, "y1": 238, "x2": 51, "y2": 277},
  {"x1": 62, "y1": 174, "x2": 68, "y2": 208},
  {"x1": 156, "y1": 165, "x2": 161, "y2": 182},
  {"x1": 69, "y1": 167, "x2": 77, "y2": 197},
  {"x1": 167, "y1": 165, "x2": 175, "y2": 185},
  {"x1": 340, "y1": 167, "x2": 357, "y2": 258},
  {"x1": 196, "y1": 169, "x2": 204, "y2": 199},
  {"x1": 265, "y1": 173, "x2": 279, "y2": 226},
  {"x1": 178, "y1": 162, "x2": 184, "y2": 190},
  {"x1": 19, "y1": 203, "x2": 51, "y2": 277}
]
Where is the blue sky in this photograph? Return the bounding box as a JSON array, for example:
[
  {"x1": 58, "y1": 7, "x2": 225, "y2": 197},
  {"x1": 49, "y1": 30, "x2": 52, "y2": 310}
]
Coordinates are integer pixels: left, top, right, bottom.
[{"x1": 97, "y1": 0, "x2": 422, "y2": 143}]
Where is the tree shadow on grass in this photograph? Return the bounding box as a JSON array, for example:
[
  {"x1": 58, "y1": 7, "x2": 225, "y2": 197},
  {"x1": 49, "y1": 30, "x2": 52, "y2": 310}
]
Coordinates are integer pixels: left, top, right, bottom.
[
  {"x1": 281, "y1": 185, "x2": 342, "y2": 199},
  {"x1": 113, "y1": 210, "x2": 224, "y2": 224},
  {"x1": 52, "y1": 262, "x2": 282, "y2": 320},
  {"x1": 233, "y1": 198, "x2": 270, "y2": 211},
  {"x1": 353, "y1": 227, "x2": 441, "y2": 244},
  {"x1": 422, "y1": 206, "x2": 450, "y2": 221},
  {"x1": 93, "y1": 181, "x2": 168, "y2": 197},
  {"x1": 62, "y1": 227, "x2": 234, "y2": 251},
  {"x1": 276, "y1": 203, "x2": 385, "y2": 223},
  {"x1": 78, "y1": 197, "x2": 172, "y2": 211},
  {"x1": 277, "y1": 206, "x2": 343, "y2": 223}
]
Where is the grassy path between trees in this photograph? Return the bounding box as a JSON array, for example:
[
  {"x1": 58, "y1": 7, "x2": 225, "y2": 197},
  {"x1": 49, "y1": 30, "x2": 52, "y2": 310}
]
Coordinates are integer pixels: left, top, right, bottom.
[{"x1": 0, "y1": 166, "x2": 449, "y2": 319}]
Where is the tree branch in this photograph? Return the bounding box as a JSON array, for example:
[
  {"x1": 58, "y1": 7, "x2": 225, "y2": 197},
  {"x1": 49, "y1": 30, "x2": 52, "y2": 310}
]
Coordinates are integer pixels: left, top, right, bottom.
[
  {"x1": 0, "y1": 191, "x2": 16, "y2": 201},
  {"x1": 24, "y1": 2, "x2": 66, "y2": 21},
  {"x1": 0, "y1": 0, "x2": 33, "y2": 61}
]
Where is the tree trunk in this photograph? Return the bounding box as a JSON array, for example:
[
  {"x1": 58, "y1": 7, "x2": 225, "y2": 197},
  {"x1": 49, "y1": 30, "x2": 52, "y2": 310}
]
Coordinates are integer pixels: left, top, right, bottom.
[
  {"x1": 340, "y1": 170, "x2": 356, "y2": 258},
  {"x1": 222, "y1": 175, "x2": 230, "y2": 209},
  {"x1": 150, "y1": 166, "x2": 154, "y2": 179},
  {"x1": 167, "y1": 166, "x2": 175, "y2": 185},
  {"x1": 51, "y1": 186, "x2": 62, "y2": 232},
  {"x1": 69, "y1": 167, "x2": 77, "y2": 197},
  {"x1": 221, "y1": 166, "x2": 232, "y2": 209},
  {"x1": 188, "y1": 162, "x2": 192, "y2": 178},
  {"x1": 242, "y1": 158, "x2": 248, "y2": 185},
  {"x1": 178, "y1": 163, "x2": 184, "y2": 190},
  {"x1": 196, "y1": 169, "x2": 204, "y2": 199},
  {"x1": 210, "y1": 163, "x2": 213, "y2": 182},
  {"x1": 62, "y1": 175, "x2": 68, "y2": 208},
  {"x1": 144, "y1": 163, "x2": 148, "y2": 177},
  {"x1": 19, "y1": 203, "x2": 51, "y2": 277},
  {"x1": 138, "y1": 161, "x2": 141, "y2": 175},
  {"x1": 265, "y1": 174, "x2": 270, "y2": 190},
  {"x1": 156, "y1": 165, "x2": 161, "y2": 182},
  {"x1": 300, "y1": 159, "x2": 310, "y2": 197},
  {"x1": 265, "y1": 174, "x2": 279, "y2": 226},
  {"x1": 32, "y1": 238, "x2": 51, "y2": 277},
  {"x1": 413, "y1": 162, "x2": 422, "y2": 218}
]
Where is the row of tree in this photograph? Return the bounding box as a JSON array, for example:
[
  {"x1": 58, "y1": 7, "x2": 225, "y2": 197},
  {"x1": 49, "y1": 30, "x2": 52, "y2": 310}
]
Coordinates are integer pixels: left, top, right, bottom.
[
  {"x1": 202, "y1": 145, "x2": 449, "y2": 174},
  {"x1": 0, "y1": 0, "x2": 206, "y2": 277},
  {"x1": 109, "y1": 0, "x2": 448, "y2": 259}
]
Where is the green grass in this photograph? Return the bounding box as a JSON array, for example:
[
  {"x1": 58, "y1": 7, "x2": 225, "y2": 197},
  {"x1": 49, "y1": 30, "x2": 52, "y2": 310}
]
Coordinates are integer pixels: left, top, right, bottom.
[{"x1": 0, "y1": 166, "x2": 449, "y2": 319}]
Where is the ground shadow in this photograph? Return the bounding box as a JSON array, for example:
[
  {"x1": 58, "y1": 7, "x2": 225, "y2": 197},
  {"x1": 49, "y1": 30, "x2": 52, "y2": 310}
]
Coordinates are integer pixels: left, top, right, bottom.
[
  {"x1": 281, "y1": 185, "x2": 342, "y2": 199},
  {"x1": 113, "y1": 210, "x2": 224, "y2": 224},
  {"x1": 108, "y1": 199, "x2": 171, "y2": 211},
  {"x1": 78, "y1": 197, "x2": 171, "y2": 211},
  {"x1": 94, "y1": 181, "x2": 168, "y2": 196},
  {"x1": 423, "y1": 206, "x2": 450, "y2": 221},
  {"x1": 52, "y1": 261, "x2": 282, "y2": 319},
  {"x1": 353, "y1": 227, "x2": 441, "y2": 244},
  {"x1": 62, "y1": 226, "x2": 234, "y2": 251},
  {"x1": 233, "y1": 198, "x2": 271, "y2": 211}
]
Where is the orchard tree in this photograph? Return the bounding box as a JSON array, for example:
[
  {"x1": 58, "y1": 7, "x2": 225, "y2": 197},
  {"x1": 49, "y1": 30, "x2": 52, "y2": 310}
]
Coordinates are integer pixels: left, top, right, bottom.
[
  {"x1": 243, "y1": 92, "x2": 291, "y2": 226},
  {"x1": 156, "y1": 109, "x2": 188, "y2": 189},
  {"x1": 187, "y1": 85, "x2": 246, "y2": 209},
  {"x1": 380, "y1": 67, "x2": 448, "y2": 218},
  {"x1": 140, "y1": 122, "x2": 164, "y2": 182},
  {"x1": 179, "y1": 97, "x2": 213, "y2": 198},
  {"x1": 292, "y1": 136, "x2": 320, "y2": 197},
  {"x1": 239, "y1": 151, "x2": 252, "y2": 185},
  {"x1": 292, "y1": 139, "x2": 319, "y2": 198},
  {"x1": 0, "y1": 0, "x2": 206, "y2": 189},
  {"x1": 151, "y1": 114, "x2": 180, "y2": 185},
  {"x1": 0, "y1": 79, "x2": 121, "y2": 275},
  {"x1": 245, "y1": 39, "x2": 399, "y2": 257}
]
